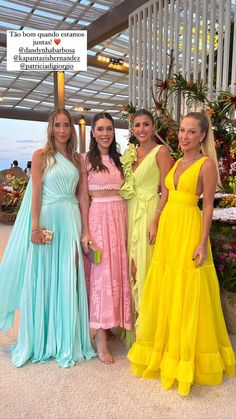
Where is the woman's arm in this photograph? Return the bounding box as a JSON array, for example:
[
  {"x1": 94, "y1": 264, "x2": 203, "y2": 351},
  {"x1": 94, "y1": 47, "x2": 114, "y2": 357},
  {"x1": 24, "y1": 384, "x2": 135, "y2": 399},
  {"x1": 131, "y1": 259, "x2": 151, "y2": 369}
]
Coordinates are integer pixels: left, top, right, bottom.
[
  {"x1": 30, "y1": 149, "x2": 45, "y2": 244},
  {"x1": 193, "y1": 158, "x2": 217, "y2": 267},
  {"x1": 148, "y1": 146, "x2": 173, "y2": 244},
  {"x1": 77, "y1": 155, "x2": 91, "y2": 254}
]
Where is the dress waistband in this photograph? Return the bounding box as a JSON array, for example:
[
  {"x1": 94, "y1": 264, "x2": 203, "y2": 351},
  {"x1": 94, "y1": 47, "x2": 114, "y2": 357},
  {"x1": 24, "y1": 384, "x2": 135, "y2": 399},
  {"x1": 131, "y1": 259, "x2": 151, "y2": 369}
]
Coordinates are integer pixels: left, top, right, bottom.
[
  {"x1": 91, "y1": 196, "x2": 124, "y2": 203},
  {"x1": 168, "y1": 190, "x2": 199, "y2": 206},
  {"x1": 42, "y1": 194, "x2": 78, "y2": 205}
]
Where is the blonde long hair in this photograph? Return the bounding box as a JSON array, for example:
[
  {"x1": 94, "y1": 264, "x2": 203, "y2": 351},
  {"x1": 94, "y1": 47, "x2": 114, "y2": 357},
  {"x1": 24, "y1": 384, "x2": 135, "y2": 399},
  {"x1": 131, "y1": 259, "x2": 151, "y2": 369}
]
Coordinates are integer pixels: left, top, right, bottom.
[
  {"x1": 185, "y1": 111, "x2": 222, "y2": 187},
  {"x1": 43, "y1": 108, "x2": 79, "y2": 171}
]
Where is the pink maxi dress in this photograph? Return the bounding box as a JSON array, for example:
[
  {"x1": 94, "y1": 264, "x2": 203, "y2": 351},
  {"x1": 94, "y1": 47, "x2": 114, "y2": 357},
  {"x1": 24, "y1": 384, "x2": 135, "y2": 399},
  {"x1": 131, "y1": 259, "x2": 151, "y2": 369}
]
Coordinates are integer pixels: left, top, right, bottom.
[{"x1": 84, "y1": 154, "x2": 132, "y2": 331}]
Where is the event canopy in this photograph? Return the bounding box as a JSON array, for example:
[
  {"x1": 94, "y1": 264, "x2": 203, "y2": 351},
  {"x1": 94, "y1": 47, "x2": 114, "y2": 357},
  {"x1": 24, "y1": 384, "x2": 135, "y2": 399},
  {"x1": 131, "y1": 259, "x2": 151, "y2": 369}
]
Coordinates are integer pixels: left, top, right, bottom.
[{"x1": 0, "y1": 0, "x2": 147, "y2": 126}]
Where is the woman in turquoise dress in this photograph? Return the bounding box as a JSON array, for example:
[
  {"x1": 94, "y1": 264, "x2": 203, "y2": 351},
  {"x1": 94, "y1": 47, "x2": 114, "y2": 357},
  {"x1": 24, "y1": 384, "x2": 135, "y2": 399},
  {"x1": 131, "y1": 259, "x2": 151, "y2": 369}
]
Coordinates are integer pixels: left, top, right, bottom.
[{"x1": 0, "y1": 108, "x2": 96, "y2": 367}]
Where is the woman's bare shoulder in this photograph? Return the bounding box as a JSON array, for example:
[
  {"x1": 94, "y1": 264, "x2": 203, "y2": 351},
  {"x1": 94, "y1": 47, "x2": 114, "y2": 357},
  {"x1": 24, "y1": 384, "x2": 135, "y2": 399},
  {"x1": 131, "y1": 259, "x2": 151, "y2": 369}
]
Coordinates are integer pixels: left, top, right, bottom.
[
  {"x1": 202, "y1": 157, "x2": 217, "y2": 172},
  {"x1": 32, "y1": 148, "x2": 44, "y2": 161},
  {"x1": 156, "y1": 145, "x2": 170, "y2": 157}
]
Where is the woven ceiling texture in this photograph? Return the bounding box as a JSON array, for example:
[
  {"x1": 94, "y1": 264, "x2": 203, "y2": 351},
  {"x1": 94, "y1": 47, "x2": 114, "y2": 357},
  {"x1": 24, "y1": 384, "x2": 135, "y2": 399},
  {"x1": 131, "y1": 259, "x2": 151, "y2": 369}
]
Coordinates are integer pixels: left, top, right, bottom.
[{"x1": 0, "y1": 0, "x2": 142, "y2": 121}]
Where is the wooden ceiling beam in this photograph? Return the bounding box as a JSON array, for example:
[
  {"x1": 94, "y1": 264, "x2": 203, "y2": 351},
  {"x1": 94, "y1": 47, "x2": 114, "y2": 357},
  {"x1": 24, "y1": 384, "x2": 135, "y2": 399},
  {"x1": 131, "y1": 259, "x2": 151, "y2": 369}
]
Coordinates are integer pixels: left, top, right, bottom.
[
  {"x1": 0, "y1": 107, "x2": 128, "y2": 128},
  {"x1": 87, "y1": 0, "x2": 148, "y2": 48},
  {"x1": 0, "y1": 33, "x2": 5, "y2": 47}
]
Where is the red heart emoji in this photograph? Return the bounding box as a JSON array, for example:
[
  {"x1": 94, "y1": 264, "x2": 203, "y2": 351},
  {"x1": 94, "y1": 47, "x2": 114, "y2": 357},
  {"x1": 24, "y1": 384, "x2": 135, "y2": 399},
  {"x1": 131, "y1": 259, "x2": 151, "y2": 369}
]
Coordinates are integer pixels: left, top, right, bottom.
[{"x1": 54, "y1": 39, "x2": 61, "y2": 45}]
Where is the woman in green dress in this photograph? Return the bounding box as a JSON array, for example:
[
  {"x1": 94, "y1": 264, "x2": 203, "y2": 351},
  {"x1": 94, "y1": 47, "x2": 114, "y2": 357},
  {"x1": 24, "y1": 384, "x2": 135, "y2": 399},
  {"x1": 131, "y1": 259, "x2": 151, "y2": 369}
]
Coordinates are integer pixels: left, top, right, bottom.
[{"x1": 120, "y1": 109, "x2": 172, "y2": 348}]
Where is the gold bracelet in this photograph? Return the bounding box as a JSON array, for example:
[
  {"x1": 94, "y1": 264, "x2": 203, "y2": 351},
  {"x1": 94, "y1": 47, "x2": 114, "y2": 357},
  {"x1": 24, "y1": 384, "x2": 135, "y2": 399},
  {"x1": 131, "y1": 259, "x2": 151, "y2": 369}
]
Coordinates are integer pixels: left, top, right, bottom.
[{"x1": 156, "y1": 208, "x2": 162, "y2": 214}]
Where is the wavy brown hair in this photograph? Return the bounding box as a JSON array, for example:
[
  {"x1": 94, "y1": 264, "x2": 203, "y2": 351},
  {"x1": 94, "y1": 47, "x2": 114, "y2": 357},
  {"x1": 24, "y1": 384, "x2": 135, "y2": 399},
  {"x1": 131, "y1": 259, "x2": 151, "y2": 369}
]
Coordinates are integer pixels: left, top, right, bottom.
[
  {"x1": 87, "y1": 112, "x2": 123, "y2": 174},
  {"x1": 43, "y1": 108, "x2": 79, "y2": 171}
]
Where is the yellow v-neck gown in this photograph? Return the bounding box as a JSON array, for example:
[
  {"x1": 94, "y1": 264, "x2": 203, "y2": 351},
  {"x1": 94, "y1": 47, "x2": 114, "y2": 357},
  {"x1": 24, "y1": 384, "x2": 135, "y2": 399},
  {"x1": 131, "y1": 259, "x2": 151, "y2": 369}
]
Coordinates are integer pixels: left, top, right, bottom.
[{"x1": 128, "y1": 157, "x2": 235, "y2": 396}]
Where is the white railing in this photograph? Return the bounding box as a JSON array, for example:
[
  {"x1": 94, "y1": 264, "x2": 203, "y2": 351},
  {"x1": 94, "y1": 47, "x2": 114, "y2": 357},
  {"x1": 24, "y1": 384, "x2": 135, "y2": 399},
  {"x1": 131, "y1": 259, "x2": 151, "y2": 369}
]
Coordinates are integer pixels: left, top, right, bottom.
[{"x1": 129, "y1": 0, "x2": 236, "y2": 109}]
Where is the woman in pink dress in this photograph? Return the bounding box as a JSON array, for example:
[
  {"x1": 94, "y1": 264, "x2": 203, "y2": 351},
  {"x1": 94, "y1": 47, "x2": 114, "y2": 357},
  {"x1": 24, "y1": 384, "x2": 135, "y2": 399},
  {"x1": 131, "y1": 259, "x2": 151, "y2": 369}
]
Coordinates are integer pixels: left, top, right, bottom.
[{"x1": 83, "y1": 112, "x2": 132, "y2": 364}]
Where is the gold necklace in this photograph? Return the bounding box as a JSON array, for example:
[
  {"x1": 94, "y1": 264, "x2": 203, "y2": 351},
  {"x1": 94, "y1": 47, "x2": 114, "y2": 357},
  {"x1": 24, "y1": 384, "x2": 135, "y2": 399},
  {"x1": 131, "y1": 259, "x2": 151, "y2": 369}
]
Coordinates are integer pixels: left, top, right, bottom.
[
  {"x1": 137, "y1": 144, "x2": 155, "y2": 160},
  {"x1": 181, "y1": 153, "x2": 202, "y2": 165}
]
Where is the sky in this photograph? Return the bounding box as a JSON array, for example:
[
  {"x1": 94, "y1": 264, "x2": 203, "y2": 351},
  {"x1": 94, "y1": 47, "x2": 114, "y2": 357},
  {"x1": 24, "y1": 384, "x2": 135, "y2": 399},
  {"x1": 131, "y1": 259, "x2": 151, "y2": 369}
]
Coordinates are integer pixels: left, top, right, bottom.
[{"x1": 0, "y1": 118, "x2": 129, "y2": 171}]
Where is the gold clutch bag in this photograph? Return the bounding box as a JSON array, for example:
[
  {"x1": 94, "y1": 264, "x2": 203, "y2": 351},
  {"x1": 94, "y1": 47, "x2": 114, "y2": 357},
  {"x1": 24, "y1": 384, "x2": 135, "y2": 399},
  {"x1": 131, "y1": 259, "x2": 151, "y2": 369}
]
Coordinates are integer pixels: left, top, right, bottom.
[
  {"x1": 41, "y1": 227, "x2": 54, "y2": 244},
  {"x1": 87, "y1": 245, "x2": 101, "y2": 264}
]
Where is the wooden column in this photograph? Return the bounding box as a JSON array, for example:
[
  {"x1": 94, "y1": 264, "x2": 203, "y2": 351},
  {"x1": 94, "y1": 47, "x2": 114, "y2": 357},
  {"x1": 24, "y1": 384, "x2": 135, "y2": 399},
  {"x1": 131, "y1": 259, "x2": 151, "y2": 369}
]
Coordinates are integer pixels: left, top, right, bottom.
[
  {"x1": 78, "y1": 116, "x2": 86, "y2": 152},
  {"x1": 54, "y1": 71, "x2": 65, "y2": 108}
]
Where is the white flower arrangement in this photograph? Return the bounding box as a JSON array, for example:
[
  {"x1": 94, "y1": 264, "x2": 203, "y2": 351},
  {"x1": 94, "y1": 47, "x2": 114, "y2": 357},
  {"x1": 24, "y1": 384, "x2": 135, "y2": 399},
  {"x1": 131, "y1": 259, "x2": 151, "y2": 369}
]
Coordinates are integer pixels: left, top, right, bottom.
[{"x1": 213, "y1": 207, "x2": 236, "y2": 222}]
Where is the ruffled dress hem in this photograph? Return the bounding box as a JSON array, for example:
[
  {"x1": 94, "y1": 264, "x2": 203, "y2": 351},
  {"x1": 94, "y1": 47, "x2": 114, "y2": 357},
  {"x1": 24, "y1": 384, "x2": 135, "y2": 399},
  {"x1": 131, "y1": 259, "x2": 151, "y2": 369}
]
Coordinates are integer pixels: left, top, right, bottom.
[
  {"x1": 12, "y1": 350, "x2": 96, "y2": 368},
  {"x1": 128, "y1": 342, "x2": 235, "y2": 395}
]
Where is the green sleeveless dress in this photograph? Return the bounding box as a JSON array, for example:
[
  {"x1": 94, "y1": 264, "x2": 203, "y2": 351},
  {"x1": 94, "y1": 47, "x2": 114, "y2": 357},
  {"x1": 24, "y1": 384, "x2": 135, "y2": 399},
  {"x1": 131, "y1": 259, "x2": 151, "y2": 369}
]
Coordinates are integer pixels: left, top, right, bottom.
[{"x1": 120, "y1": 144, "x2": 162, "y2": 348}]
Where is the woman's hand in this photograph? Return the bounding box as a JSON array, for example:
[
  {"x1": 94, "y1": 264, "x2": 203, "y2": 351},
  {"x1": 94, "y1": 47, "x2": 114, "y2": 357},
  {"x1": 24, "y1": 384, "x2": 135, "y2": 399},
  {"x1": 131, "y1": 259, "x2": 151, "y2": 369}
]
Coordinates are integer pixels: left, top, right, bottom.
[
  {"x1": 193, "y1": 243, "x2": 207, "y2": 267},
  {"x1": 31, "y1": 229, "x2": 45, "y2": 244},
  {"x1": 81, "y1": 232, "x2": 92, "y2": 255},
  {"x1": 77, "y1": 154, "x2": 91, "y2": 256},
  {"x1": 148, "y1": 219, "x2": 158, "y2": 245}
]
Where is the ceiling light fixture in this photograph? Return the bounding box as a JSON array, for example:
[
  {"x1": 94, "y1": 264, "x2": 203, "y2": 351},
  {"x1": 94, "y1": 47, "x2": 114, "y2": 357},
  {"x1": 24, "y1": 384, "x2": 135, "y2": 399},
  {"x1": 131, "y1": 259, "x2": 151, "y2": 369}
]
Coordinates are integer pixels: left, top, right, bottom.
[
  {"x1": 96, "y1": 53, "x2": 129, "y2": 69},
  {"x1": 74, "y1": 106, "x2": 91, "y2": 112}
]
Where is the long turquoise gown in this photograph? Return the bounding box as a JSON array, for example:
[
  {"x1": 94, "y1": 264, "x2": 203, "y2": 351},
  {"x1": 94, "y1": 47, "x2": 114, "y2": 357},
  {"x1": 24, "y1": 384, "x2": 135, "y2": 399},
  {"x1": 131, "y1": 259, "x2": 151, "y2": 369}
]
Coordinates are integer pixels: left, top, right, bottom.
[{"x1": 0, "y1": 152, "x2": 96, "y2": 367}]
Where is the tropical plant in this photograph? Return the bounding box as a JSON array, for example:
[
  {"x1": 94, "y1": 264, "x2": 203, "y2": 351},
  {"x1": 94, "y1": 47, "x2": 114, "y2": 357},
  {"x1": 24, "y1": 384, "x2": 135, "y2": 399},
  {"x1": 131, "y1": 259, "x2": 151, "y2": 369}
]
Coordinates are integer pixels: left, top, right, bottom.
[
  {"x1": 122, "y1": 61, "x2": 236, "y2": 189},
  {"x1": 211, "y1": 221, "x2": 236, "y2": 293},
  {"x1": 0, "y1": 172, "x2": 27, "y2": 215},
  {"x1": 219, "y1": 194, "x2": 236, "y2": 208}
]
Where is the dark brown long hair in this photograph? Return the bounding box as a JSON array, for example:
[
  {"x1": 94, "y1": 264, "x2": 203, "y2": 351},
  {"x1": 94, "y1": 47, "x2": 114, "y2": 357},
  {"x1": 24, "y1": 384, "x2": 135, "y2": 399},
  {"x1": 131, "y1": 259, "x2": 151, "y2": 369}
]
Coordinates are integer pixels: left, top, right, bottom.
[
  {"x1": 87, "y1": 112, "x2": 123, "y2": 174},
  {"x1": 134, "y1": 108, "x2": 155, "y2": 124}
]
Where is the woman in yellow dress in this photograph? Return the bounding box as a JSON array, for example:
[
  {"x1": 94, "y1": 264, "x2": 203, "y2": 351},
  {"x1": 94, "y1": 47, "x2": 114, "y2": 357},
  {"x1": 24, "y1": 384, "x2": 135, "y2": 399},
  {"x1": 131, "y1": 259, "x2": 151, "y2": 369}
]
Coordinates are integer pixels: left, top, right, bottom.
[
  {"x1": 120, "y1": 109, "x2": 172, "y2": 348},
  {"x1": 128, "y1": 111, "x2": 235, "y2": 396}
]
